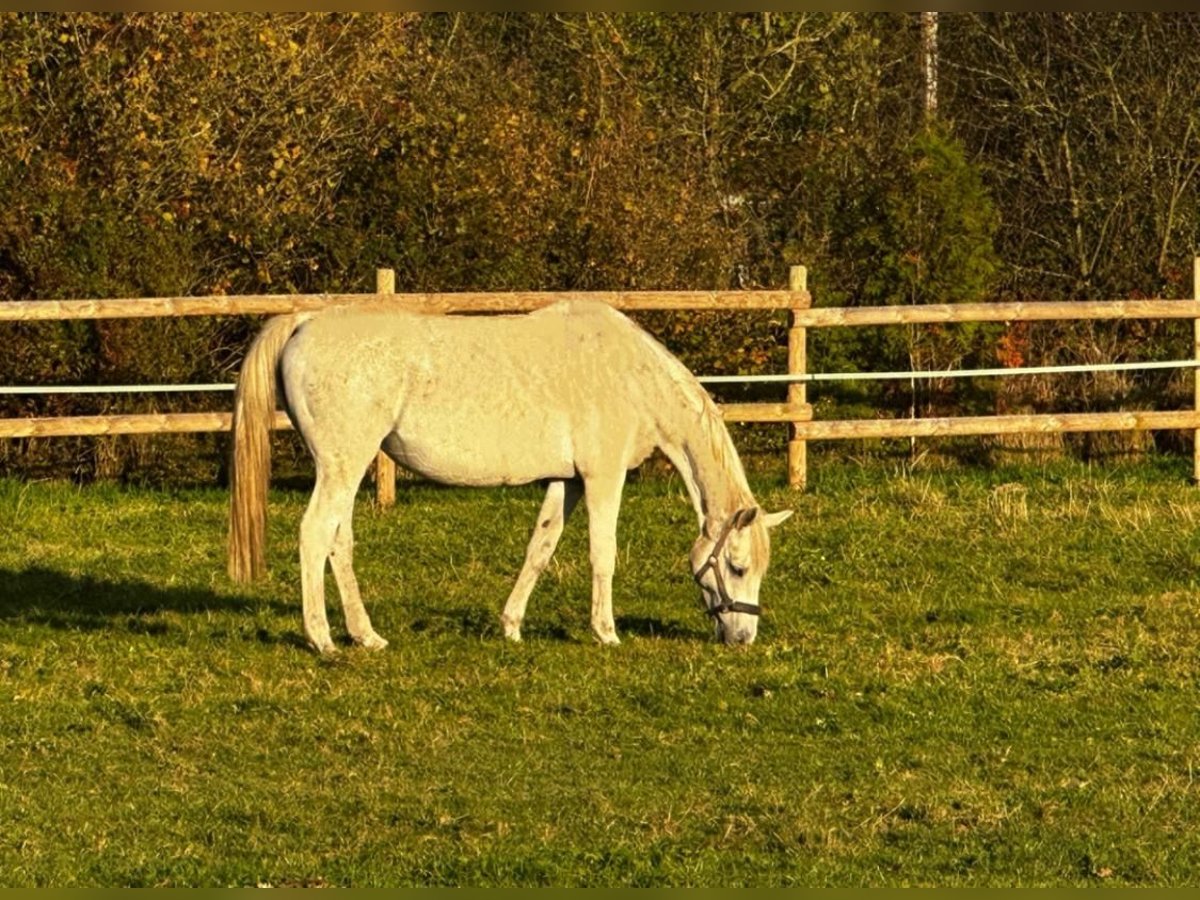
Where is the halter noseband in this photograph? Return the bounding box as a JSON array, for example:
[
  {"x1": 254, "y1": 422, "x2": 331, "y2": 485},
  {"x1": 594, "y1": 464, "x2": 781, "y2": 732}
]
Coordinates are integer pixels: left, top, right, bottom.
[{"x1": 693, "y1": 513, "x2": 761, "y2": 619}]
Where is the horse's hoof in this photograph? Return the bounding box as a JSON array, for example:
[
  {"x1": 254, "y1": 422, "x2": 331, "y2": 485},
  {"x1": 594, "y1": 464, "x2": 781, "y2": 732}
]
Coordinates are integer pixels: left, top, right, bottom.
[
  {"x1": 500, "y1": 614, "x2": 522, "y2": 642},
  {"x1": 594, "y1": 631, "x2": 621, "y2": 646},
  {"x1": 356, "y1": 632, "x2": 389, "y2": 651},
  {"x1": 312, "y1": 641, "x2": 339, "y2": 656}
]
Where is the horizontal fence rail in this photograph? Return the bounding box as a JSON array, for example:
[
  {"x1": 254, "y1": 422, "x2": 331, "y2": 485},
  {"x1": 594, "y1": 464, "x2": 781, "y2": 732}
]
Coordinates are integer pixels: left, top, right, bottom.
[
  {"x1": 4, "y1": 296, "x2": 1197, "y2": 324},
  {"x1": 802, "y1": 410, "x2": 1200, "y2": 440},
  {"x1": 0, "y1": 404, "x2": 811, "y2": 440},
  {"x1": 792, "y1": 299, "x2": 1200, "y2": 327},
  {"x1": 0, "y1": 290, "x2": 798, "y2": 321},
  {"x1": 0, "y1": 411, "x2": 294, "y2": 439}
]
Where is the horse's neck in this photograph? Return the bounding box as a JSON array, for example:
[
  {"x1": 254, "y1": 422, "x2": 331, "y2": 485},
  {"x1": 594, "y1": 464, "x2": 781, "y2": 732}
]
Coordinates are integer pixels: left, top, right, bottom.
[{"x1": 664, "y1": 397, "x2": 755, "y2": 533}]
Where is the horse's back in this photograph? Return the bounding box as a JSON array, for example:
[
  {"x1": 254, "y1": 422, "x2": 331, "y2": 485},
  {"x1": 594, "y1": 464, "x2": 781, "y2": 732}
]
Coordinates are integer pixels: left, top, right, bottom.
[{"x1": 278, "y1": 300, "x2": 671, "y2": 485}]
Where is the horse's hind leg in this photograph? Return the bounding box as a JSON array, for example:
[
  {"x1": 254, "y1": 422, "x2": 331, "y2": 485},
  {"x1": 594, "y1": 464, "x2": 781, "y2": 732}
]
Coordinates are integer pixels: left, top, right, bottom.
[
  {"x1": 501, "y1": 478, "x2": 582, "y2": 641},
  {"x1": 299, "y1": 467, "x2": 363, "y2": 654},
  {"x1": 330, "y1": 518, "x2": 388, "y2": 649}
]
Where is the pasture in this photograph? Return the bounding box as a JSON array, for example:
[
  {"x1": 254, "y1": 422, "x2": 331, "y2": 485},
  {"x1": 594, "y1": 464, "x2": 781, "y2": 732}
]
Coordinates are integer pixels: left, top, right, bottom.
[{"x1": 2, "y1": 456, "x2": 1199, "y2": 886}]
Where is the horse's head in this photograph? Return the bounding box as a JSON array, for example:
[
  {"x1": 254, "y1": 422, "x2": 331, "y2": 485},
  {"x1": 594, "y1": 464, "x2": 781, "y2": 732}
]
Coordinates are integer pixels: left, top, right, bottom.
[{"x1": 691, "y1": 505, "x2": 793, "y2": 645}]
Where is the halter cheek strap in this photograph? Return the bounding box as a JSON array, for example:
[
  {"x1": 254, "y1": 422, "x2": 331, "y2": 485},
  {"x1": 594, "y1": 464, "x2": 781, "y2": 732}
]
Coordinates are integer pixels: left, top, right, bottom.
[{"x1": 693, "y1": 514, "x2": 762, "y2": 619}]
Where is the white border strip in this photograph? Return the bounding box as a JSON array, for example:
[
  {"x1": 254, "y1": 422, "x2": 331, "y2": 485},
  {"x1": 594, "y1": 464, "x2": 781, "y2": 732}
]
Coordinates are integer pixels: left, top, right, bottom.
[
  {"x1": 0, "y1": 384, "x2": 236, "y2": 395},
  {"x1": 699, "y1": 359, "x2": 1200, "y2": 384},
  {"x1": 2, "y1": 359, "x2": 1199, "y2": 395}
]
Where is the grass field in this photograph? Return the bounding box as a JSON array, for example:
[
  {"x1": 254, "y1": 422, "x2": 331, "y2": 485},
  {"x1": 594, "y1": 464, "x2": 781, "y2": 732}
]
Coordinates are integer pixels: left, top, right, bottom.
[{"x1": 2, "y1": 455, "x2": 1200, "y2": 886}]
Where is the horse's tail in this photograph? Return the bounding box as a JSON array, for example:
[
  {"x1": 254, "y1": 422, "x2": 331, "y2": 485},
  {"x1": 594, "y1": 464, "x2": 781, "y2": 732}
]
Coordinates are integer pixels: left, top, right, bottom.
[{"x1": 228, "y1": 314, "x2": 302, "y2": 584}]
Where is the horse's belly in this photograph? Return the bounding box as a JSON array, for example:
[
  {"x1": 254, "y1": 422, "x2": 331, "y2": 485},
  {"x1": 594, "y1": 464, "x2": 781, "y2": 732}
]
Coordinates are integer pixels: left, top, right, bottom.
[{"x1": 384, "y1": 417, "x2": 574, "y2": 487}]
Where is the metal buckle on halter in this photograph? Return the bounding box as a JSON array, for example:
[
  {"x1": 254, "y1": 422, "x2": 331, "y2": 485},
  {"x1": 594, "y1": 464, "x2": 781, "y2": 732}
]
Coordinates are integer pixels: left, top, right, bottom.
[{"x1": 693, "y1": 516, "x2": 762, "y2": 619}]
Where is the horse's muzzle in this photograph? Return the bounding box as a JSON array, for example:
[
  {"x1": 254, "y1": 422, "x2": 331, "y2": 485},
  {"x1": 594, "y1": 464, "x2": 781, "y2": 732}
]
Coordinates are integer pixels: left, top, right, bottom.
[{"x1": 716, "y1": 621, "x2": 757, "y2": 646}]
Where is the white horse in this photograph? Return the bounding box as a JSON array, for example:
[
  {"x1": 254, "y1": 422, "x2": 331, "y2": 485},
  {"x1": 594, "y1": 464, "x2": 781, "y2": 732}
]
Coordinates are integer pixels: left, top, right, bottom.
[{"x1": 227, "y1": 299, "x2": 792, "y2": 653}]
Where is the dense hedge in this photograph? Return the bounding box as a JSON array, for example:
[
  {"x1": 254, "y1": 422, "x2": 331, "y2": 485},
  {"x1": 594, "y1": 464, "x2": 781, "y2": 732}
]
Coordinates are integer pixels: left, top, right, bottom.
[{"x1": 2, "y1": 13, "x2": 1198, "y2": 480}]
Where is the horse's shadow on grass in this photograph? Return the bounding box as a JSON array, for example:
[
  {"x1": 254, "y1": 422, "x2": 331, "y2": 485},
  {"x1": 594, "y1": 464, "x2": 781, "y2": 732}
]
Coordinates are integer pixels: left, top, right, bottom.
[
  {"x1": 405, "y1": 607, "x2": 702, "y2": 643},
  {"x1": 0, "y1": 566, "x2": 705, "y2": 647},
  {"x1": 616, "y1": 614, "x2": 704, "y2": 641},
  {"x1": 0, "y1": 566, "x2": 293, "y2": 639}
]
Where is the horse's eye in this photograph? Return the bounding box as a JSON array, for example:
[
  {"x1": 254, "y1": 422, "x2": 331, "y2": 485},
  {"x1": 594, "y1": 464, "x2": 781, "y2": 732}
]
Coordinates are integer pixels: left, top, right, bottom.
[{"x1": 728, "y1": 562, "x2": 746, "y2": 579}]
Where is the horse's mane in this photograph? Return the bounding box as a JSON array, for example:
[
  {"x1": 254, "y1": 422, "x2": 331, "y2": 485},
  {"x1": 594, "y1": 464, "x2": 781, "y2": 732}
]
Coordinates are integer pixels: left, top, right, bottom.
[
  {"x1": 631, "y1": 319, "x2": 754, "y2": 506},
  {"x1": 695, "y1": 389, "x2": 754, "y2": 504}
]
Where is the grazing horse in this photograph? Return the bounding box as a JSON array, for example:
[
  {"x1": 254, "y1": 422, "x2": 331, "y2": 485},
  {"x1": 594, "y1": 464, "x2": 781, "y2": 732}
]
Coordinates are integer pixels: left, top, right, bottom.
[{"x1": 227, "y1": 300, "x2": 792, "y2": 653}]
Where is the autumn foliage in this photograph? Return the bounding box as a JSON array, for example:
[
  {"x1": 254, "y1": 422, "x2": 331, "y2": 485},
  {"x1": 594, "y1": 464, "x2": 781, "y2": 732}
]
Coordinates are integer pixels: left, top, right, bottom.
[{"x1": 2, "y1": 13, "x2": 1198, "y2": 478}]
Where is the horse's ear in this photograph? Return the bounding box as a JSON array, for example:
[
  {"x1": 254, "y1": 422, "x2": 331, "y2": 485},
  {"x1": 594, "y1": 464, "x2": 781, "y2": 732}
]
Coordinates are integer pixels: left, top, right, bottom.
[
  {"x1": 763, "y1": 509, "x2": 794, "y2": 529},
  {"x1": 733, "y1": 507, "x2": 758, "y2": 529}
]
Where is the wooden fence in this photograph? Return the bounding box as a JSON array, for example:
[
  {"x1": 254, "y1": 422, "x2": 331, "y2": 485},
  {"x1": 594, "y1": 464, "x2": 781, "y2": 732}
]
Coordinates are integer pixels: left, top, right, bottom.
[
  {"x1": 5, "y1": 260, "x2": 1200, "y2": 493},
  {"x1": 0, "y1": 268, "x2": 815, "y2": 502},
  {"x1": 788, "y1": 256, "x2": 1200, "y2": 488}
]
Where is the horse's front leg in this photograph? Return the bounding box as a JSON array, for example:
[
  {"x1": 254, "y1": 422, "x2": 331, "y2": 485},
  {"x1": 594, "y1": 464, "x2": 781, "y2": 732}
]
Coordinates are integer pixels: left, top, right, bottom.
[
  {"x1": 584, "y1": 472, "x2": 626, "y2": 645},
  {"x1": 501, "y1": 478, "x2": 582, "y2": 641}
]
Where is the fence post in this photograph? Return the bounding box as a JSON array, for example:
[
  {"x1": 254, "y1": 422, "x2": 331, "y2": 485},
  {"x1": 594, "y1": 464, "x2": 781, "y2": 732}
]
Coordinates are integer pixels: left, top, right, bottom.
[
  {"x1": 1194, "y1": 256, "x2": 1200, "y2": 484},
  {"x1": 787, "y1": 265, "x2": 810, "y2": 490},
  {"x1": 374, "y1": 268, "x2": 397, "y2": 508}
]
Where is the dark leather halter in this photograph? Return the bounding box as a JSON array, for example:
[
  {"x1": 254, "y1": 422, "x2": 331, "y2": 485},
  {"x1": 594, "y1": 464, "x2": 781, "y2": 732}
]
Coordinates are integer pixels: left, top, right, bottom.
[{"x1": 693, "y1": 513, "x2": 761, "y2": 619}]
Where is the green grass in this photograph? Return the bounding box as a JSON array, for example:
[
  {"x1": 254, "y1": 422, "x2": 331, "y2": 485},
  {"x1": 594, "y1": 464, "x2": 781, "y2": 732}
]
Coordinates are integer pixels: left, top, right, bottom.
[{"x1": 3, "y1": 456, "x2": 1200, "y2": 886}]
